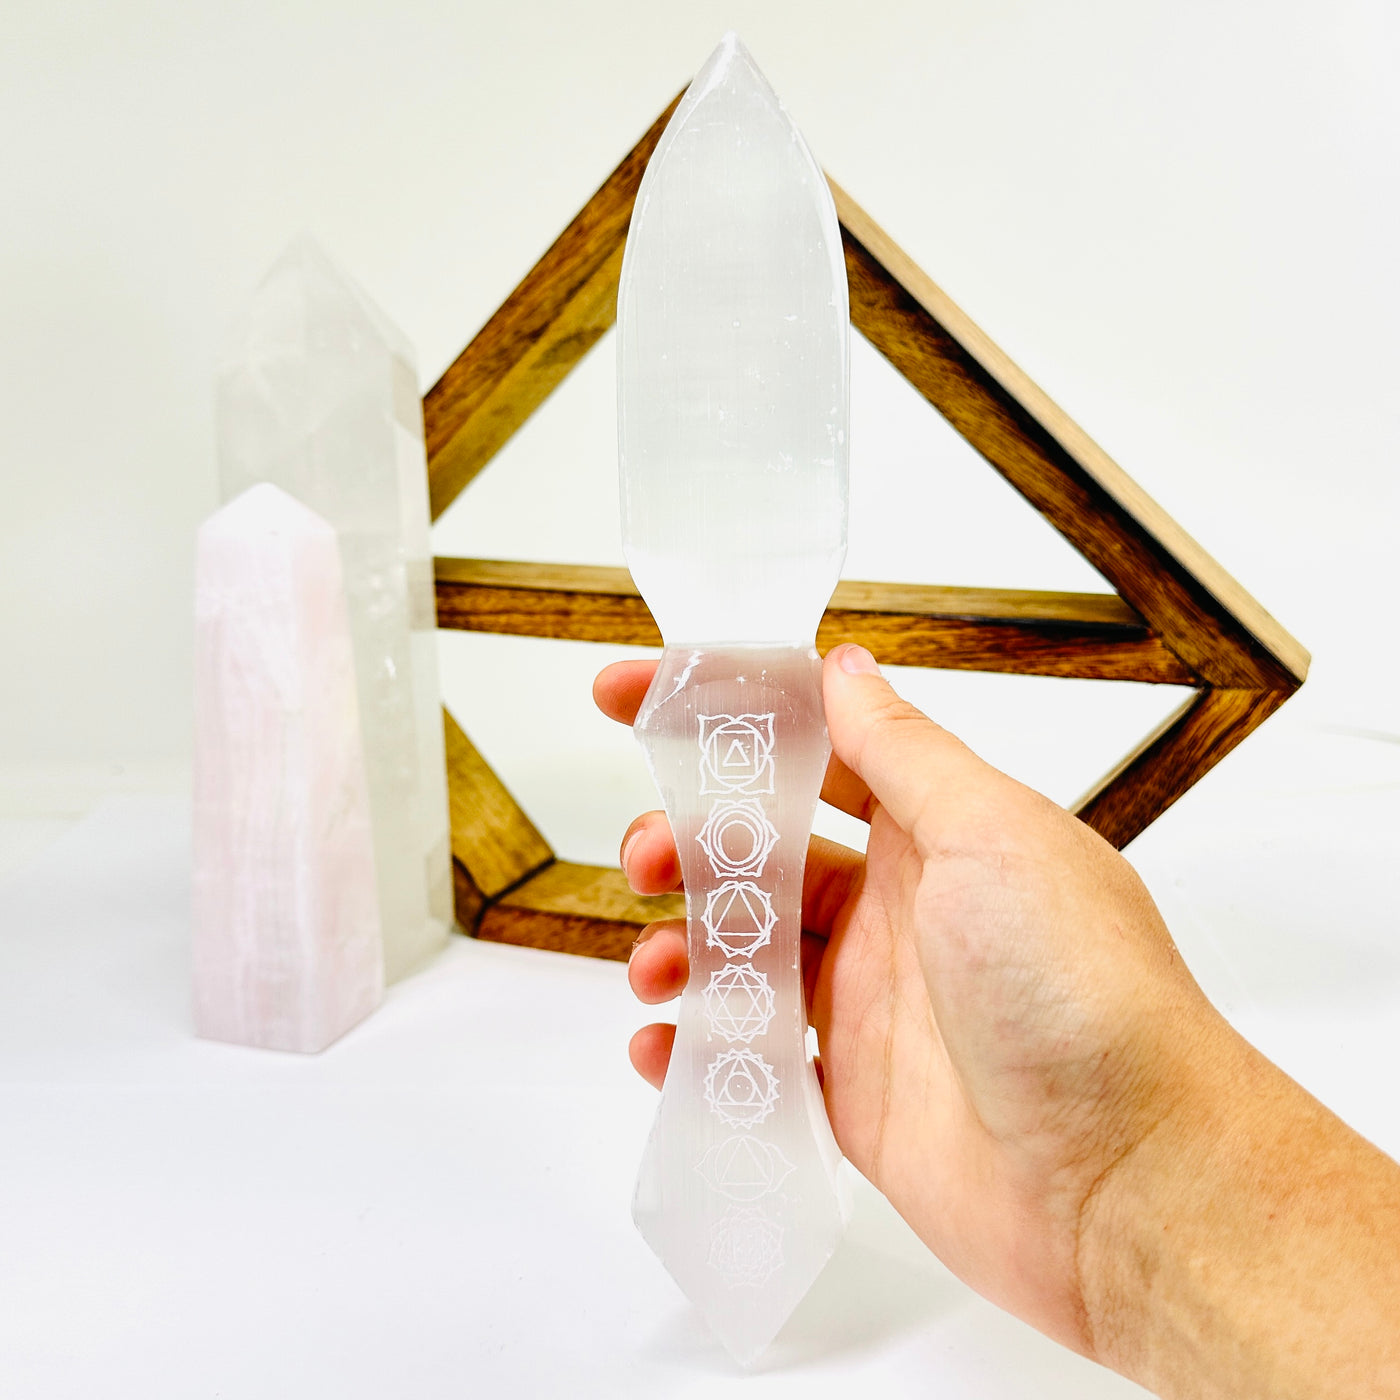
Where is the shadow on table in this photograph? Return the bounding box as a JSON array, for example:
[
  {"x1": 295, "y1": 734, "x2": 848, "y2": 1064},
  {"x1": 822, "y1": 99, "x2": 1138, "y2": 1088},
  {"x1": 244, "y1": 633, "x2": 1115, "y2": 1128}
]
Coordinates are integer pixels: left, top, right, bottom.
[{"x1": 766, "y1": 1219, "x2": 968, "y2": 1368}]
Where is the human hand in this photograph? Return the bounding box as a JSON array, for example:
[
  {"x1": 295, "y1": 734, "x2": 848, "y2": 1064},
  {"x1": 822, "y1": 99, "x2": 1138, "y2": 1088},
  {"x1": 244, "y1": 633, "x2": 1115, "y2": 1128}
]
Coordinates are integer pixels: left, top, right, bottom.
[
  {"x1": 597, "y1": 644, "x2": 1400, "y2": 1395},
  {"x1": 595, "y1": 642, "x2": 1224, "y2": 1355}
]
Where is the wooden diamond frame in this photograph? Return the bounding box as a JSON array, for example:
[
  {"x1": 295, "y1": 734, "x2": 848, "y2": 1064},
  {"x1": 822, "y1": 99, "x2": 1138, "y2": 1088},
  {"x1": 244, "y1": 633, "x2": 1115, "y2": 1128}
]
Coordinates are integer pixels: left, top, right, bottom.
[{"x1": 426, "y1": 93, "x2": 1309, "y2": 963}]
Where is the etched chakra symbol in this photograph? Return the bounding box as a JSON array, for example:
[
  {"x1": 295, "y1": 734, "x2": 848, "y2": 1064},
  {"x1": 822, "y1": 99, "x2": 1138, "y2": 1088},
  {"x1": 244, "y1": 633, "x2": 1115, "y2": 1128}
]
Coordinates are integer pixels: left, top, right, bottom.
[
  {"x1": 707, "y1": 1206, "x2": 785, "y2": 1287},
  {"x1": 703, "y1": 964, "x2": 776, "y2": 1042},
  {"x1": 697, "y1": 799, "x2": 779, "y2": 877},
  {"x1": 701, "y1": 881, "x2": 777, "y2": 959},
  {"x1": 699, "y1": 713, "x2": 775, "y2": 794},
  {"x1": 703, "y1": 1049, "x2": 780, "y2": 1127},
  {"x1": 696, "y1": 1136, "x2": 795, "y2": 1202}
]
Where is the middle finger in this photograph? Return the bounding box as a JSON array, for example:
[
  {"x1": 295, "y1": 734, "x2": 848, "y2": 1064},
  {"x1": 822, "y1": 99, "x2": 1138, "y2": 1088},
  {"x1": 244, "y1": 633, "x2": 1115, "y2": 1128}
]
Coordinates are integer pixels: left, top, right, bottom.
[{"x1": 622, "y1": 814, "x2": 865, "y2": 935}]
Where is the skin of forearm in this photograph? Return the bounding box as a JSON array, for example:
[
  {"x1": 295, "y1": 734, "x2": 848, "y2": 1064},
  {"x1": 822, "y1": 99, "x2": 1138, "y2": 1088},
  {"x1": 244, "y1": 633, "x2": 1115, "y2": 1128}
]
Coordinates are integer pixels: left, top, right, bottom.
[{"x1": 1079, "y1": 1022, "x2": 1400, "y2": 1399}]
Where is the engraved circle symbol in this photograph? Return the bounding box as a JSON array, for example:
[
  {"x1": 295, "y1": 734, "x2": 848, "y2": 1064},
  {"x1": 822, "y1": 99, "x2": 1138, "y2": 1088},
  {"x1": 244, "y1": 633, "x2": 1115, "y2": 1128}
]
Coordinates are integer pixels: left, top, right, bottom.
[
  {"x1": 699, "y1": 713, "x2": 775, "y2": 794},
  {"x1": 703, "y1": 964, "x2": 776, "y2": 1043},
  {"x1": 703, "y1": 1049, "x2": 780, "y2": 1128},
  {"x1": 697, "y1": 799, "x2": 779, "y2": 877},
  {"x1": 696, "y1": 1136, "x2": 795, "y2": 1202},
  {"x1": 707, "y1": 1206, "x2": 785, "y2": 1287},
  {"x1": 701, "y1": 881, "x2": 777, "y2": 959}
]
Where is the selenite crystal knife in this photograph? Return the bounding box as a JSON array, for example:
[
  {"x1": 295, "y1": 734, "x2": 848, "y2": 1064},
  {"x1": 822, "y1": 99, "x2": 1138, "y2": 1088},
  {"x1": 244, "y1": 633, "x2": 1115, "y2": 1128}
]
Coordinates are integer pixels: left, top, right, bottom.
[{"x1": 618, "y1": 32, "x2": 849, "y2": 1363}]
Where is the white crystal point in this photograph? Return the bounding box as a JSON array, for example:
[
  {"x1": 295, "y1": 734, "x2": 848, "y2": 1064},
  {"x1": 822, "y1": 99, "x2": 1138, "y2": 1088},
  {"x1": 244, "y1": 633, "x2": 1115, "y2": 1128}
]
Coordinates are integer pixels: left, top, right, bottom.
[
  {"x1": 618, "y1": 31, "x2": 849, "y2": 646},
  {"x1": 216, "y1": 237, "x2": 452, "y2": 983},
  {"x1": 635, "y1": 1049, "x2": 843, "y2": 1366},
  {"x1": 192, "y1": 483, "x2": 384, "y2": 1052}
]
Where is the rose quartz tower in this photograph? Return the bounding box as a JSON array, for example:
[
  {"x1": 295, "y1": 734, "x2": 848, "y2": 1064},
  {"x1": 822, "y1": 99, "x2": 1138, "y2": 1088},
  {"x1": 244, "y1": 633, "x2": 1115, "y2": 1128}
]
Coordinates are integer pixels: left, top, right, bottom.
[
  {"x1": 215, "y1": 237, "x2": 452, "y2": 984},
  {"x1": 192, "y1": 483, "x2": 383, "y2": 1052}
]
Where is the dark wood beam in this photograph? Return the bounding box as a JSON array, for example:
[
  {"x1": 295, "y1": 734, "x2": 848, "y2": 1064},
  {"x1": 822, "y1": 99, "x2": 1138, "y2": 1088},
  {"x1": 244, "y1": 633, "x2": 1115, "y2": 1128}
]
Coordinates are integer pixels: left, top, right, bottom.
[
  {"x1": 434, "y1": 557, "x2": 1198, "y2": 684},
  {"x1": 423, "y1": 94, "x2": 685, "y2": 521}
]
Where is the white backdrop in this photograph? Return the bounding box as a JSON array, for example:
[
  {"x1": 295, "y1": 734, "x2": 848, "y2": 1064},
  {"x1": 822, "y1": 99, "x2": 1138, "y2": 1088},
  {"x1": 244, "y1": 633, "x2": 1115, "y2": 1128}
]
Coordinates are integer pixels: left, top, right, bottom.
[
  {"x1": 3, "y1": 7, "x2": 1400, "y2": 1395},
  {"x1": 2, "y1": 0, "x2": 1397, "y2": 845}
]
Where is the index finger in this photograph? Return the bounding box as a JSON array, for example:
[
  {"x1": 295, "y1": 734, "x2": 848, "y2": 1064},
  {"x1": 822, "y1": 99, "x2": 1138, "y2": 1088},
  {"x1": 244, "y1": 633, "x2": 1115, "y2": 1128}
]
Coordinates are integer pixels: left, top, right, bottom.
[
  {"x1": 592, "y1": 659, "x2": 659, "y2": 725},
  {"x1": 594, "y1": 655, "x2": 880, "y2": 824}
]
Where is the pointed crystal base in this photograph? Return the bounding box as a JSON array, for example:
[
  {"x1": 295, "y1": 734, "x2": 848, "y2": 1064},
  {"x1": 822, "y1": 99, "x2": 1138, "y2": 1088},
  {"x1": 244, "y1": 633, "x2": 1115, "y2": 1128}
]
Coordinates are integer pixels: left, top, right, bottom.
[{"x1": 634, "y1": 1054, "x2": 842, "y2": 1363}]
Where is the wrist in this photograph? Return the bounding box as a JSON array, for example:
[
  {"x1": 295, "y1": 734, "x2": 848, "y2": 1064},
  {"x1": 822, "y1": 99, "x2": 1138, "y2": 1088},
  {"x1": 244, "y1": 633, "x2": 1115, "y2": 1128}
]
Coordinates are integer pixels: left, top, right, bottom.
[
  {"x1": 1077, "y1": 1017, "x2": 1400, "y2": 1399},
  {"x1": 1076, "y1": 1012, "x2": 1253, "y2": 1388}
]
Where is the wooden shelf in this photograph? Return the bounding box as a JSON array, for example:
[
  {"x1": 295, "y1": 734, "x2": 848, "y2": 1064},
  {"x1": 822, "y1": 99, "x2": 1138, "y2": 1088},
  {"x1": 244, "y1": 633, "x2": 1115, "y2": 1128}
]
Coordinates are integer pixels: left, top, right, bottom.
[{"x1": 434, "y1": 557, "x2": 1198, "y2": 684}]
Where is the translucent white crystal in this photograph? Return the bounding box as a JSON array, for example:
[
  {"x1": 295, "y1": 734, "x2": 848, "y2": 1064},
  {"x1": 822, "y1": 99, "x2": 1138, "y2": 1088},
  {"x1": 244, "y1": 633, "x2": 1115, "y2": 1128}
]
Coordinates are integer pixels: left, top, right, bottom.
[
  {"x1": 192, "y1": 484, "x2": 383, "y2": 1052},
  {"x1": 216, "y1": 238, "x2": 451, "y2": 983},
  {"x1": 618, "y1": 33, "x2": 849, "y2": 648},
  {"x1": 619, "y1": 34, "x2": 850, "y2": 1363},
  {"x1": 631, "y1": 647, "x2": 844, "y2": 1365}
]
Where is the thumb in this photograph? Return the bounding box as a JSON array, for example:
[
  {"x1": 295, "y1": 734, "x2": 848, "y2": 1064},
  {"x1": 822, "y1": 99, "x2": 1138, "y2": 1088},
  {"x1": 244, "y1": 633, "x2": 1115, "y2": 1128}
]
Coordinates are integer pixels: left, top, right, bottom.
[{"x1": 822, "y1": 644, "x2": 990, "y2": 846}]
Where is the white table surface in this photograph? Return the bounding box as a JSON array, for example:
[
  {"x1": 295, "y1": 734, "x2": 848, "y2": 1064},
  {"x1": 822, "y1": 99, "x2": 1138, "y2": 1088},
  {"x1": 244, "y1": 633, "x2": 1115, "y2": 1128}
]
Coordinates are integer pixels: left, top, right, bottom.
[{"x1": 2, "y1": 725, "x2": 1397, "y2": 1399}]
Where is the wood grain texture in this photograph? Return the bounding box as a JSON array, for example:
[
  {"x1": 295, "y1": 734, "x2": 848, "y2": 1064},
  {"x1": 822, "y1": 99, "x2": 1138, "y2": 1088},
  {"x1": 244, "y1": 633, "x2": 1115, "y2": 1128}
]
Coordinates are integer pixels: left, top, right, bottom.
[
  {"x1": 475, "y1": 906, "x2": 639, "y2": 962},
  {"x1": 1072, "y1": 687, "x2": 1286, "y2": 848},
  {"x1": 420, "y1": 95, "x2": 1309, "y2": 960},
  {"x1": 452, "y1": 857, "x2": 488, "y2": 934},
  {"x1": 476, "y1": 861, "x2": 686, "y2": 962},
  {"x1": 831, "y1": 180, "x2": 1309, "y2": 696},
  {"x1": 496, "y1": 859, "x2": 685, "y2": 923},
  {"x1": 443, "y1": 706, "x2": 553, "y2": 900},
  {"x1": 434, "y1": 557, "x2": 1199, "y2": 683},
  {"x1": 423, "y1": 93, "x2": 684, "y2": 521}
]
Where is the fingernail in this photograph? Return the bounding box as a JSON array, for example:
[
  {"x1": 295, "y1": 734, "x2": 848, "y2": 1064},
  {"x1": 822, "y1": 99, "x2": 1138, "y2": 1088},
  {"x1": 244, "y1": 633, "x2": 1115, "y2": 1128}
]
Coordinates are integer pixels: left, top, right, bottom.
[
  {"x1": 838, "y1": 644, "x2": 881, "y2": 676},
  {"x1": 621, "y1": 829, "x2": 644, "y2": 875},
  {"x1": 628, "y1": 922, "x2": 658, "y2": 961}
]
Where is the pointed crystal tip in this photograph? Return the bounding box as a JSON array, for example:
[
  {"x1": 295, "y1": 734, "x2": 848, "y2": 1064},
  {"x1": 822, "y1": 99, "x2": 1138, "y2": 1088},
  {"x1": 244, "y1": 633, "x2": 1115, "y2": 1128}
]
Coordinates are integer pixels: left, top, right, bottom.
[
  {"x1": 689, "y1": 30, "x2": 771, "y2": 109},
  {"x1": 220, "y1": 234, "x2": 415, "y2": 372},
  {"x1": 617, "y1": 28, "x2": 848, "y2": 647},
  {"x1": 198, "y1": 482, "x2": 332, "y2": 545}
]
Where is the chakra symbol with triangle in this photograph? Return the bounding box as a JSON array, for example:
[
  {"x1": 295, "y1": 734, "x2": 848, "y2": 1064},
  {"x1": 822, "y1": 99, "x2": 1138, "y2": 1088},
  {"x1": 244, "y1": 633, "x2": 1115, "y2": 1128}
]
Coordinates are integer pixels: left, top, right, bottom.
[
  {"x1": 425, "y1": 89, "x2": 1309, "y2": 964},
  {"x1": 696, "y1": 1135, "x2": 796, "y2": 1202},
  {"x1": 703, "y1": 964, "x2": 776, "y2": 1042},
  {"x1": 701, "y1": 880, "x2": 777, "y2": 959},
  {"x1": 699, "y1": 712, "x2": 775, "y2": 795},
  {"x1": 703, "y1": 1049, "x2": 780, "y2": 1128}
]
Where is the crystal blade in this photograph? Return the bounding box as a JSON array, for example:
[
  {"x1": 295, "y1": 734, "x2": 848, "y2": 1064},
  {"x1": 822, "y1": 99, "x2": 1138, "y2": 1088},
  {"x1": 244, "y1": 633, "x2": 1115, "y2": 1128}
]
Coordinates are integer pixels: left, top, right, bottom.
[
  {"x1": 618, "y1": 33, "x2": 849, "y2": 646},
  {"x1": 618, "y1": 34, "x2": 851, "y2": 1364}
]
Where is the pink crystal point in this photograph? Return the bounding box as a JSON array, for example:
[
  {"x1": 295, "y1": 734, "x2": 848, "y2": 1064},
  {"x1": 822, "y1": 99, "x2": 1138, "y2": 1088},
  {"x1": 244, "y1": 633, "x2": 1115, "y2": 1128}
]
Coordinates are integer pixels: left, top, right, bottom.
[{"x1": 192, "y1": 483, "x2": 384, "y2": 1052}]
